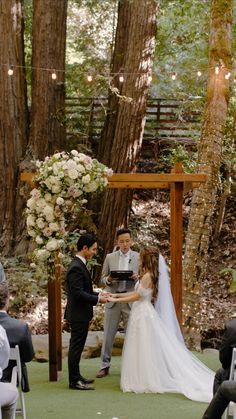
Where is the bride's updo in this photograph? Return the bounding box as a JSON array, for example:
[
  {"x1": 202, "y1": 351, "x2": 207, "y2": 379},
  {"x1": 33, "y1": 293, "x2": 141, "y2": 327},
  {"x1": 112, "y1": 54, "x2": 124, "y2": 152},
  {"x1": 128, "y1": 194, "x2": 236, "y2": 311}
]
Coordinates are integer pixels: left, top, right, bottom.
[{"x1": 139, "y1": 247, "x2": 159, "y2": 303}]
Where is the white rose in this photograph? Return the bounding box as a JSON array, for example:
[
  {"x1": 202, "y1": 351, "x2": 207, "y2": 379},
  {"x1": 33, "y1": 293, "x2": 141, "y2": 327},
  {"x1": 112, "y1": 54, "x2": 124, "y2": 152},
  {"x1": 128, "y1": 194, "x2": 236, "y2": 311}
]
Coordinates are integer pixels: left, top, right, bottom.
[
  {"x1": 84, "y1": 181, "x2": 98, "y2": 193},
  {"x1": 45, "y1": 193, "x2": 52, "y2": 202},
  {"x1": 76, "y1": 164, "x2": 85, "y2": 173},
  {"x1": 71, "y1": 150, "x2": 79, "y2": 156},
  {"x1": 36, "y1": 218, "x2": 46, "y2": 229},
  {"x1": 54, "y1": 153, "x2": 61, "y2": 159},
  {"x1": 27, "y1": 215, "x2": 35, "y2": 227},
  {"x1": 31, "y1": 188, "x2": 41, "y2": 199},
  {"x1": 68, "y1": 169, "x2": 79, "y2": 180},
  {"x1": 35, "y1": 236, "x2": 44, "y2": 245},
  {"x1": 66, "y1": 159, "x2": 77, "y2": 170},
  {"x1": 46, "y1": 238, "x2": 59, "y2": 251},
  {"x1": 51, "y1": 184, "x2": 62, "y2": 194},
  {"x1": 28, "y1": 230, "x2": 36, "y2": 237},
  {"x1": 56, "y1": 197, "x2": 64, "y2": 206},
  {"x1": 43, "y1": 227, "x2": 53, "y2": 237},
  {"x1": 107, "y1": 168, "x2": 113, "y2": 177},
  {"x1": 36, "y1": 249, "x2": 50, "y2": 261},
  {"x1": 49, "y1": 222, "x2": 60, "y2": 232},
  {"x1": 36, "y1": 198, "x2": 47, "y2": 209},
  {"x1": 43, "y1": 205, "x2": 54, "y2": 222},
  {"x1": 27, "y1": 197, "x2": 36, "y2": 210},
  {"x1": 82, "y1": 174, "x2": 91, "y2": 184}
]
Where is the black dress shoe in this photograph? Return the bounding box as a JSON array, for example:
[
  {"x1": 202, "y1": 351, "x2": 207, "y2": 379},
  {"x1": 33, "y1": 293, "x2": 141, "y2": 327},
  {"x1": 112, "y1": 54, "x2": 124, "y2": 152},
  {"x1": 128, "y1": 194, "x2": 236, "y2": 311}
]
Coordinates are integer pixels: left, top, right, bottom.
[
  {"x1": 69, "y1": 381, "x2": 95, "y2": 390},
  {"x1": 79, "y1": 376, "x2": 94, "y2": 385}
]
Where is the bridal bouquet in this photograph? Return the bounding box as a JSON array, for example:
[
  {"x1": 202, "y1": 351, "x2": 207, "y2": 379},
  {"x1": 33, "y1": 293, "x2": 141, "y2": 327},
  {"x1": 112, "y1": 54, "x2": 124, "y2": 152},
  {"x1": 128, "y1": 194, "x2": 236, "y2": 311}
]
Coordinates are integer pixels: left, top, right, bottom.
[{"x1": 26, "y1": 150, "x2": 112, "y2": 263}]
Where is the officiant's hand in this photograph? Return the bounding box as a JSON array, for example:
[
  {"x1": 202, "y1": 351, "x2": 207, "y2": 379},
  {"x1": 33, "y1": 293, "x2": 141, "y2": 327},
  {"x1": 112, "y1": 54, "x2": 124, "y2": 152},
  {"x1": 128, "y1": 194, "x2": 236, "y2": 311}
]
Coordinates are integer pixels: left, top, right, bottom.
[
  {"x1": 107, "y1": 274, "x2": 118, "y2": 282},
  {"x1": 130, "y1": 272, "x2": 139, "y2": 281}
]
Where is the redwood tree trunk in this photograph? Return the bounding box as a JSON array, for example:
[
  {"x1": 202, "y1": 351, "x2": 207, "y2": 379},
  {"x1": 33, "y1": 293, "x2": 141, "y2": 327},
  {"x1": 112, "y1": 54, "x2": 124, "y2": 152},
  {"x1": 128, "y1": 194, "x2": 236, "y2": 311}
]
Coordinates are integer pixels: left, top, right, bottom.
[
  {"x1": 0, "y1": 0, "x2": 28, "y2": 255},
  {"x1": 183, "y1": 0, "x2": 233, "y2": 349},
  {"x1": 28, "y1": 0, "x2": 68, "y2": 159},
  {"x1": 98, "y1": 0, "x2": 158, "y2": 256}
]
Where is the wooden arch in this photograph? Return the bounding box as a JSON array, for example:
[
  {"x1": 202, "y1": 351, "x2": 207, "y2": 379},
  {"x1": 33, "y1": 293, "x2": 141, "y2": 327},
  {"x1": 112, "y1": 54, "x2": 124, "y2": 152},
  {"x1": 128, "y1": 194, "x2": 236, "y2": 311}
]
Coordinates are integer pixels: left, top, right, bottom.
[{"x1": 21, "y1": 163, "x2": 207, "y2": 380}]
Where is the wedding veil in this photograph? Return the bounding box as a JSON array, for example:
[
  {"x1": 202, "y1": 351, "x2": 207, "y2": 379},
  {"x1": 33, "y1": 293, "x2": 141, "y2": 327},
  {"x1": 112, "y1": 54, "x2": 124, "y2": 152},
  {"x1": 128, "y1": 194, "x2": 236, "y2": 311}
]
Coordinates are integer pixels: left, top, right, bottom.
[{"x1": 155, "y1": 254, "x2": 185, "y2": 345}]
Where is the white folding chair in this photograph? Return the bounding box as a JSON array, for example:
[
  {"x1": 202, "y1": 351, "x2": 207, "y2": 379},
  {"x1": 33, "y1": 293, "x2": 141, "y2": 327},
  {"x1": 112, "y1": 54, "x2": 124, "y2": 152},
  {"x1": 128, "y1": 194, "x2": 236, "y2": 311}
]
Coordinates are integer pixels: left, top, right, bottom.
[
  {"x1": 224, "y1": 347, "x2": 236, "y2": 419},
  {"x1": 10, "y1": 345, "x2": 26, "y2": 419}
]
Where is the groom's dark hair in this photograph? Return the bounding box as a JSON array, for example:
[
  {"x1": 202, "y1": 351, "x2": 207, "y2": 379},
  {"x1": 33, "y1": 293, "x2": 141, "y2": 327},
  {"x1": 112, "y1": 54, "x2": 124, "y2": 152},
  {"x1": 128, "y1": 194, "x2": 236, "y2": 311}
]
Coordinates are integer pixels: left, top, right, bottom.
[
  {"x1": 116, "y1": 228, "x2": 131, "y2": 238},
  {"x1": 77, "y1": 233, "x2": 97, "y2": 251}
]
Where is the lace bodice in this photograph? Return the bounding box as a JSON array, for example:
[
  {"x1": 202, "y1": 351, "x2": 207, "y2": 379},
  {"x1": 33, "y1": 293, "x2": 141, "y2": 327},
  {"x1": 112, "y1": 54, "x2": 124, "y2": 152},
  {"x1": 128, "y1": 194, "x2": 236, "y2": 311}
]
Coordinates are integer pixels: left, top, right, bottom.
[{"x1": 135, "y1": 282, "x2": 153, "y2": 301}]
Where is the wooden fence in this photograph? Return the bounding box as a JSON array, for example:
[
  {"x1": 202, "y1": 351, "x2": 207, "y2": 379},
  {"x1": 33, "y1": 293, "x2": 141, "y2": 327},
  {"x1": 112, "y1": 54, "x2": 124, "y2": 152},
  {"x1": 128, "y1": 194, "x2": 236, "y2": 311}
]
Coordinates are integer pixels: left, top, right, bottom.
[{"x1": 65, "y1": 97, "x2": 202, "y2": 156}]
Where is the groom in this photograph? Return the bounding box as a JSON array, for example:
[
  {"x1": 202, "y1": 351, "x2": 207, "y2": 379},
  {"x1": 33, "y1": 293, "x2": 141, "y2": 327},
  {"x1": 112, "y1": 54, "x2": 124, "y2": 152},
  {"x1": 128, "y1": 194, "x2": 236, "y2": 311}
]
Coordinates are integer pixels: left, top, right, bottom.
[{"x1": 64, "y1": 233, "x2": 109, "y2": 390}]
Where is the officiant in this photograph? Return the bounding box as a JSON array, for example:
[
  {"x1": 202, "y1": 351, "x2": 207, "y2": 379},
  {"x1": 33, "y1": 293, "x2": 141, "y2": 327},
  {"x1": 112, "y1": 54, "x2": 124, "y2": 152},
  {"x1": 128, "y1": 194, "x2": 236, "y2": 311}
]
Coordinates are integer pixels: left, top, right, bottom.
[{"x1": 96, "y1": 228, "x2": 139, "y2": 378}]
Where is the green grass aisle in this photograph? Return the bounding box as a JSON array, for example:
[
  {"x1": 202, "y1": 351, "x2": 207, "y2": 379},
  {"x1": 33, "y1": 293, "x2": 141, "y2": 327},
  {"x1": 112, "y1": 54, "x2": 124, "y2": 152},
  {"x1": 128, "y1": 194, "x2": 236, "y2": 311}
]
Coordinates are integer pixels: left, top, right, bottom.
[{"x1": 24, "y1": 352, "x2": 219, "y2": 419}]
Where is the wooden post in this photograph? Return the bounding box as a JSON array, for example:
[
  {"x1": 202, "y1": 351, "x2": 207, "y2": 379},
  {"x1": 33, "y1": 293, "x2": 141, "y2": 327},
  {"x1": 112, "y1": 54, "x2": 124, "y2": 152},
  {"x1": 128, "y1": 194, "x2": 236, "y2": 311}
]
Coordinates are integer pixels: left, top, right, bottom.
[
  {"x1": 55, "y1": 255, "x2": 62, "y2": 372},
  {"x1": 170, "y1": 162, "x2": 183, "y2": 325},
  {"x1": 48, "y1": 256, "x2": 62, "y2": 381}
]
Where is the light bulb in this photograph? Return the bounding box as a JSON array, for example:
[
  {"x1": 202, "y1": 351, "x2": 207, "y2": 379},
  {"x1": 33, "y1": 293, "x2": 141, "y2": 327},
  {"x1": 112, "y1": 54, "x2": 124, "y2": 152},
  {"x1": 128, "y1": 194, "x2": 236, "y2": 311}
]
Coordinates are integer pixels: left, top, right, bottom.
[
  {"x1": 119, "y1": 75, "x2": 124, "y2": 82},
  {"x1": 87, "y1": 75, "x2": 93, "y2": 82},
  {"x1": 225, "y1": 72, "x2": 231, "y2": 80},
  {"x1": 171, "y1": 72, "x2": 177, "y2": 80},
  {"x1": 197, "y1": 71, "x2": 202, "y2": 77},
  {"x1": 8, "y1": 68, "x2": 14, "y2": 76},
  {"x1": 51, "y1": 72, "x2": 57, "y2": 80},
  {"x1": 215, "y1": 66, "x2": 219, "y2": 75},
  {"x1": 148, "y1": 75, "x2": 152, "y2": 82}
]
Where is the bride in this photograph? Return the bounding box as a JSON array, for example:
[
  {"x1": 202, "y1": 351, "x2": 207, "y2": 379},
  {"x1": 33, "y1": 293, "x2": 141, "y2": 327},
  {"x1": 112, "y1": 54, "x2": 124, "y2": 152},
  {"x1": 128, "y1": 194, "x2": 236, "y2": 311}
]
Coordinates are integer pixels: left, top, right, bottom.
[{"x1": 108, "y1": 247, "x2": 214, "y2": 402}]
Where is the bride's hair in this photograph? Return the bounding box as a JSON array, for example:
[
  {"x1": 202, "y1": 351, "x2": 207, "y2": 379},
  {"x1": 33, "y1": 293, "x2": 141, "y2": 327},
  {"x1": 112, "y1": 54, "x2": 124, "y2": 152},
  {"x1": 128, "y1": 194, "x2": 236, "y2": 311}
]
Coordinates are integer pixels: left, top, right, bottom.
[{"x1": 139, "y1": 247, "x2": 159, "y2": 304}]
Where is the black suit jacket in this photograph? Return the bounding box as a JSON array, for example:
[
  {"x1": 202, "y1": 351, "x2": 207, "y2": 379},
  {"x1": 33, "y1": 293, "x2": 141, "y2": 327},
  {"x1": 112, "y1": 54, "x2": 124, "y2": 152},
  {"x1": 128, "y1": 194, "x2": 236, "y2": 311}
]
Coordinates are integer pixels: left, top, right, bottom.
[
  {"x1": 219, "y1": 319, "x2": 236, "y2": 370},
  {"x1": 64, "y1": 257, "x2": 99, "y2": 323},
  {"x1": 0, "y1": 312, "x2": 34, "y2": 392}
]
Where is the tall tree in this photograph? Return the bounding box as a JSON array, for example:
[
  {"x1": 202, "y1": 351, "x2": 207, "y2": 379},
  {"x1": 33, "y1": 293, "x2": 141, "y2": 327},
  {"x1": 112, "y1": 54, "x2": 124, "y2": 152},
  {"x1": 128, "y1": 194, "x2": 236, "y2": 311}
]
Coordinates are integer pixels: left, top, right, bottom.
[
  {"x1": 0, "y1": 0, "x2": 29, "y2": 255},
  {"x1": 183, "y1": 0, "x2": 233, "y2": 349},
  {"x1": 97, "y1": 0, "x2": 158, "y2": 255},
  {"x1": 28, "y1": 0, "x2": 68, "y2": 159}
]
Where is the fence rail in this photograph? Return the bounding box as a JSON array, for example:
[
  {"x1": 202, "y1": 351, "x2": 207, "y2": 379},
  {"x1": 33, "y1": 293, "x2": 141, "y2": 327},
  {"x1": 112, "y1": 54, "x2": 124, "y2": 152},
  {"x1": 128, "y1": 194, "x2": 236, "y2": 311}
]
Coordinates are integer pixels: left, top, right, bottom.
[{"x1": 65, "y1": 97, "x2": 202, "y2": 155}]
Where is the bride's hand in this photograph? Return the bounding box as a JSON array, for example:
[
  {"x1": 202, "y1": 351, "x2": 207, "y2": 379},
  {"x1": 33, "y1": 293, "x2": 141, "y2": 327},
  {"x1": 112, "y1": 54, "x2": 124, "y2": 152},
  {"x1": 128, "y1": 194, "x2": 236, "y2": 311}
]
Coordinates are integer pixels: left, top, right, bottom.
[{"x1": 108, "y1": 296, "x2": 118, "y2": 302}]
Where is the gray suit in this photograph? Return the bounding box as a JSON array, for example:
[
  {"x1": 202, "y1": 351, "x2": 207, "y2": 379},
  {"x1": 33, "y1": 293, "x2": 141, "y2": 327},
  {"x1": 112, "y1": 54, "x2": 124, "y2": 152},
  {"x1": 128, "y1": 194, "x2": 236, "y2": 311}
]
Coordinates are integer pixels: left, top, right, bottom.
[{"x1": 100, "y1": 249, "x2": 139, "y2": 369}]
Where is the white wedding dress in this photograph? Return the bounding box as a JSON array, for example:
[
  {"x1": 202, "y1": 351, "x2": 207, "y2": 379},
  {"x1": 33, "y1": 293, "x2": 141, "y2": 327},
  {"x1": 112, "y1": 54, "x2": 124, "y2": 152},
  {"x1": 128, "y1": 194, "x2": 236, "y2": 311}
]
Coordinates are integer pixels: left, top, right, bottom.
[{"x1": 120, "y1": 257, "x2": 215, "y2": 402}]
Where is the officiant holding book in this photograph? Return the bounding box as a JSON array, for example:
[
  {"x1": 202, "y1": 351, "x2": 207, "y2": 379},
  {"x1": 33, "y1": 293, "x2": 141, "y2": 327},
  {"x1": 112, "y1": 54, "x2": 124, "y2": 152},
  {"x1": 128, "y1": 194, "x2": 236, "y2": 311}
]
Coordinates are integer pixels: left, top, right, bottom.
[{"x1": 96, "y1": 228, "x2": 139, "y2": 378}]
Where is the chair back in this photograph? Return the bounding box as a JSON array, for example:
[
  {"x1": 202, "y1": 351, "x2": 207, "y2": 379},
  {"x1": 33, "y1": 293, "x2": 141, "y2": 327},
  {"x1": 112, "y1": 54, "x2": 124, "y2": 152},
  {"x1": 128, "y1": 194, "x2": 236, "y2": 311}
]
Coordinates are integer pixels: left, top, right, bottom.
[{"x1": 9, "y1": 345, "x2": 26, "y2": 419}]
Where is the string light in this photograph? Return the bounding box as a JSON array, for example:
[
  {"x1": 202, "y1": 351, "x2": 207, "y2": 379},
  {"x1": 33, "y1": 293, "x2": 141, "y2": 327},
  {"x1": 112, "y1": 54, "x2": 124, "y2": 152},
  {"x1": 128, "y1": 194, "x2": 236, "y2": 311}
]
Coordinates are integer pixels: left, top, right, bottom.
[
  {"x1": 8, "y1": 67, "x2": 13, "y2": 76},
  {"x1": 2, "y1": 63, "x2": 236, "y2": 85}
]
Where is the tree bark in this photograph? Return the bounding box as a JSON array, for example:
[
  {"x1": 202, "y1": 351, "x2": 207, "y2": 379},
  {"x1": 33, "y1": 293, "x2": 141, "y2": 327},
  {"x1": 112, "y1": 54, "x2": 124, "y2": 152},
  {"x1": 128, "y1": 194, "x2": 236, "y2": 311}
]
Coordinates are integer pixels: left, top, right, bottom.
[
  {"x1": 0, "y1": 0, "x2": 29, "y2": 255},
  {"x1": 183, "y1": 0, "x2": 233, "y2": 349},
  {"x1": 98, "y1": 0, "x2": 158, "y2": 256},
  {"x1": 28, "y1": 0, "x2": 68, "y2": 159}
]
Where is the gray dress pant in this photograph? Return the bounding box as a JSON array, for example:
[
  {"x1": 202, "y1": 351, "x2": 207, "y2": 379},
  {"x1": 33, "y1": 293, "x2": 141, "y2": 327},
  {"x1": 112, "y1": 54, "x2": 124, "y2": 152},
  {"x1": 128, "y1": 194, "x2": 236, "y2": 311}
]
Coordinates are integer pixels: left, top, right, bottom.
[
  {"x1": 0, "y1": 382, "x2": 18, "y2": 419},
  {"x1": 202, "y1": 381, "x2": 236, "y2": 419},
  {"x1": 101, "y1": 302, "x2": 130, "y2": 369}
]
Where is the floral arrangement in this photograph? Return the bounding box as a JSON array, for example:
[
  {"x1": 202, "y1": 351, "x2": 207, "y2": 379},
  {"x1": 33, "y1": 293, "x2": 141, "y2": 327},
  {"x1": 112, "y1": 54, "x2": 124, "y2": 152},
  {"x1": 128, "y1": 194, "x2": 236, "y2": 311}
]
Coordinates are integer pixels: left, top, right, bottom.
[{"x1": 26, "y1": 150, "x2": 112, "y2": 263}]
